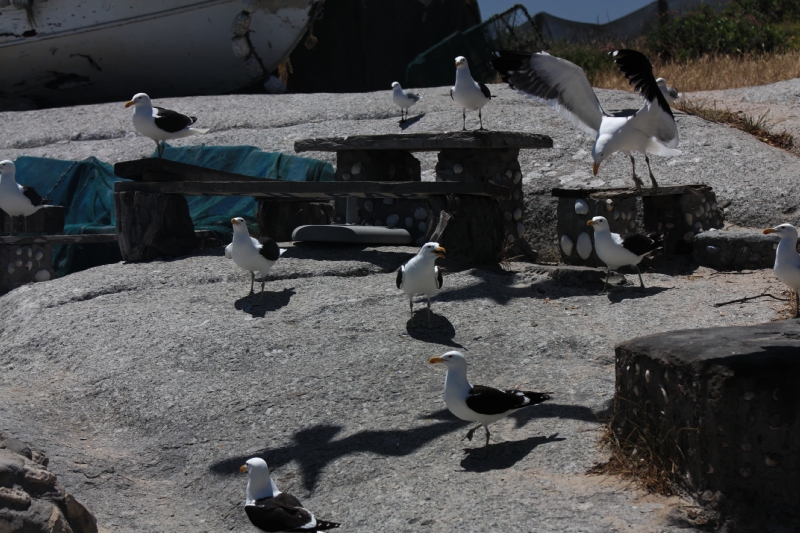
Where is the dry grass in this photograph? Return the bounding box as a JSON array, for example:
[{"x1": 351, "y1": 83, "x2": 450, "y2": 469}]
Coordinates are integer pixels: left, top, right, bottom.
[
  {"x1": 588, "y1": 398, "x2": 698, "y2": 496},
  {"x1": 674, "y1": 98, "x2": 794, "y2": 150},
  {"x1": 594, "y1": 51, "x2": 800, "y2": 92}
]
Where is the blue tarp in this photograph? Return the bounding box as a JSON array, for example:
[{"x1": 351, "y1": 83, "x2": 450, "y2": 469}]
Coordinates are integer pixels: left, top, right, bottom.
[{"x1": 13, "y1": 145, "x2": 335, "y2": 276}]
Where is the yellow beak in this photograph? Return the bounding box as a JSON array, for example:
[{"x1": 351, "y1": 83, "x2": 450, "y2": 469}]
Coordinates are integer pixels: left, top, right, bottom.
[
  {"x1": 239, "y1": 465, "x2": 247, "y2": 474},
  {"x1": 763, "y1": 228, "x2": 777, "y2": 234},
  {"x1": 124, "y1": 100, "x2": 135, "y2": 108},
  {"x1": 429, "y1": 356, "x2": 444, "y2": 364},
  {"x1": 434, "y1": 246, "x2": 446, "y2": 258},
  {"x1": 587, "y1": 220, "x2": 595, "y2": 226},
  {"x1": 231, "y1": 218, "x2": 238, "y2": 225},
  {"x1": 593, "y1": 162, "x2": 600, "y2": 176}
]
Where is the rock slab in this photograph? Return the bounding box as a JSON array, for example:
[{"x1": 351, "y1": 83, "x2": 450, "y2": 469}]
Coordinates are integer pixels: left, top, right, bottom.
[
  {"x1": 614, "y1": 319, "x2": 800, "y2": 530},
  {"x1": 0, "y1": 433, "x2": 97, "y2": 533},
  {"x1": 693, "y1": 230, "x2": 782, "y2": 271}
]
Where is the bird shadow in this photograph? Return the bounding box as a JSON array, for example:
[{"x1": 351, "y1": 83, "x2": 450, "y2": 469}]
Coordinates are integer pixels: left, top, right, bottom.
[
  {"x1": 508, "y1": 402, "x2": 605, "y2": 429},
  {"x1": 234, "y1": 287, "x2": 296, "y2": 317},
  {"x1": 459, "y1": 433, "x2": 564, "y2": 472},
  {"x1": 605, "y1": 285, "x2": 670, "y2": 303},
  {"x1": 404, "y1": 310, "x2": 463, "y2": 348},
  {"x1": 209, "y1": 414, "x2": 468, "y2": 491},
  {"x1": 399, "y1": 113, "x2": 425, "y2": 129}
]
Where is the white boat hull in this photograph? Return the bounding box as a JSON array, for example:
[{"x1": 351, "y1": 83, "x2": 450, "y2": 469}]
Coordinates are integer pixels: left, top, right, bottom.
[{"x1": 0, "y1": 0, "x2": 320, "y2": 107}]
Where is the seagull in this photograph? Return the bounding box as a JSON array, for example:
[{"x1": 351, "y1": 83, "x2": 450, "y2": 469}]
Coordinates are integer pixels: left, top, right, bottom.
[
  {"x1": 124, "y1": 93, "x2": 209, "y2": 158},
  {"x1": 391, "y1": 82, "x2": 421, "y2": 123},
  {"x1": 763, "y1": 224, "x2": 800, "y2": 317},
  {"x1": 429, "y1": 351, "x2": 550, "y2": 457},
  {"x1": 656, "y1": 78, "x2": 679, "y2": 104},
  {"x1": 491, "y1": 49, "x2": 680, "y2": 189},
  {"x1": 225, "y1": 217, "x2": 286, "y2": 299},
  {"x1": 396, "y1": 242, "x2": 445, "y2": 326},
  {"x1": 587, "y1": 216, "x2": 663, "y2": 294},
  {"x1": 0, "y1": 160, "x2": 49, "y2": 235},
  {"x1": 240, "y1": 458, "x2": 340, "y2": 532},
  {"x1": 451, "y1": 56, "x2": 493, "y2": 130}
]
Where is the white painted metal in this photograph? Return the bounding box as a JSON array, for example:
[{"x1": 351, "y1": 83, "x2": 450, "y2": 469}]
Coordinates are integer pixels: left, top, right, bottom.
[{"x1": 0, "y1": 0, "x2": 319, "y2": 107}]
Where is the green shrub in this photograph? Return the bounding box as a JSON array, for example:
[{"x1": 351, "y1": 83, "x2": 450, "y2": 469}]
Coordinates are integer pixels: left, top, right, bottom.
[{"x1": 647, "y1": 4, "x2": 787, "y2": 61}]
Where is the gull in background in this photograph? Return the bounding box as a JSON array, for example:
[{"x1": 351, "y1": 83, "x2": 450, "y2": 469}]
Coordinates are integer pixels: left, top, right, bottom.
[
  {"x1": 492, "y1": 49, "x2": 680, "y2": 189},
  {"x1": 391, "y1": 82, "x2": 421, "y2": 122},
  {"x1": 451, "y1": 56, "x2": 493, "y2": 130}
]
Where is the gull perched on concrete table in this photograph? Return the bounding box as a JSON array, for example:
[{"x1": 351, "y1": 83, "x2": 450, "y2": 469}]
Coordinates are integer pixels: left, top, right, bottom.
[
  {"x1": 396, "y1": 242, "x2": 445, "y2": 326},
  {"x1": 587, "y1": 216, "x2": 663, "y2": 294},
  {"x1": 763, "y1": 224, "x2": 800, "y2": 317},
  {"x1": 124, "y1": 92, "x2": 209, "y2": 158},
  {"x1": 451, "y1": 56, "x2": 493, "y2": 130},
  {"x1": 429, "y1": 350, "x2": 551, "y2": 457},
  {"x1": 391, "y1": 81, "x2": 421, "y2": 122},
  {"x1": 0, "y1": 160, "x2": 49, "y2": 235},
  {"x1": 491, "y1": 49, "x2": 680, "y2": 189},
  {"x1": 225, "y1": 217, "x2": 286, "y2": 299},
  {"x1": 240, "y1": 457, "x2": 340, "y2": 532}
]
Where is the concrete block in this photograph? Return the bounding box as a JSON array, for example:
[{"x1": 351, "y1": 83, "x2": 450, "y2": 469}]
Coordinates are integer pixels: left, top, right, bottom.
[
  {"x1": 0, "y1": 243, "x2": 53, "y2": 294},
  {"x1": 615, "y1": 319, "x2": 800, "y2": 529},
  {"x1": 693, "y1": 230, "x2": 782, "y2": 271}
]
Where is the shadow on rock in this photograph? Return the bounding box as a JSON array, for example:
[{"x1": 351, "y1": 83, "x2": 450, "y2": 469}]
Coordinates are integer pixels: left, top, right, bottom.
[
  {"x1": 400, "y1": 113, "x2": 425, "y2": 130},
  {"x1": 606, "y1": 285, "x2": 670, "y2": 303},
  {"x1": 234, "y1": 287, "x2": 295, "y2": 317},
  {"x1": 404, "y1": 310, "x2": 462, "y2": 348},
  {"x1": 508, "y1": 402, "x2": 603, "y2": 429},
  {"x1": 210, "y1": 412, "x2": 469, "y2": 490},
  {"x1": 459, "y1": 433, "x2": 564, "y2": 472},
  {"x1": 287, "y1": 242, "x2": 412, "y2": 272}
]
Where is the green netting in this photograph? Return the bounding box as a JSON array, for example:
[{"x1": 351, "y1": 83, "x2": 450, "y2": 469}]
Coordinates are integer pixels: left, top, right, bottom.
[
  {"x1": 12, "y1": 145, "x2": 334, "y2": 277},
  {"x1": 405, "y1": 4, "x2": 541, "y2": 88}
]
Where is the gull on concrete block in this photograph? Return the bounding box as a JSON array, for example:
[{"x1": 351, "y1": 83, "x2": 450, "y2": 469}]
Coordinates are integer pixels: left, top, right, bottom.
[
  {"x1": 450, "y1": 56, "x2": 493, "y2": 130},
  {"x1": 587, "y1": 216, "x2": 663, "y2": 294},
  {"x1": 492, "y1": 49, "x2": 680, "y2": 189},
  {"x1": 764, "y1": 224, "x2": 800, "y2": 317},
  {"x1": 240, "y1": 458, "x2": 340, "y2": 532},
  {"x1": 429, "y1": 350, "x2": 551, "y2": 457},
  {"x1": 124, "y1": 92, "x2": 209, "y2": 158},
  {"x1": 391, "y1": 81, "x2": 421, "y2": 122}
]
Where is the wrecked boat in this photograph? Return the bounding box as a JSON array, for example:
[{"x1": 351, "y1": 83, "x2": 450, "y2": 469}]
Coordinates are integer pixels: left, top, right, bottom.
[{"x1": 0, "y1": 0, "x2": 323, "y2": 109}]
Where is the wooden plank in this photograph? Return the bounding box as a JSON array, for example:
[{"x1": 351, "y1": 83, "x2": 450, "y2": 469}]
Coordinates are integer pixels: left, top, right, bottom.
[
  {"x1": 551, "y1": 184, "x2": 713, "y2": 199},
  {"x1": 114, "y1": 180, "x2": 512, "y2": 200},
  {"x1": 294, "y1": 131, "x2": 553, "y2": 153},
  {"x1": 114, "y1": 158, "x2": 266, "y2": 182},
  {"x1": 0, "y1": 230, "x2": 215, "y2": 246}
]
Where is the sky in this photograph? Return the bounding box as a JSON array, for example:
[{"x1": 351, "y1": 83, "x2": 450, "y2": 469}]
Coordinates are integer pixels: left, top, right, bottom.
[{"x1": 477, "y1": 0, "x2": 655, "y2": 24}]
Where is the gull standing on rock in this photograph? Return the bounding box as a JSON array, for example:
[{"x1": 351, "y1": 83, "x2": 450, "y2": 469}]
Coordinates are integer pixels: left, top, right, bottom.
[
  {"x1": 451, "y1": 56, "x2": 493, "y2": 130},
  {"x1": 491, "y1": 49, "x2": 680, "y2": 189},
  {"x1": 124, "y1": 92, "x2": 209, "y2": 158},
  {"x1": 429, "y1": 351, "x2": 551, "y2": 457},
  {"x1": 587, "y1": 216, "x2": 662, "y2": 294},
  {"x1": 240, "y1": 458, "x2": 340, "y2": 532},
  {"x1": 225, "y1": 217, "x2": 285, "y2": 299},
  {"x1": 391, "y1": 82, "x2": 421, "y2": 122},
  {"x1": 0, "y1": 160, "x2": 49, "y2": 235},
  {"x1": 763, "y1": 224, "x2": 800, "y2": 317},
  {"x1": 656, "y1": 78, "x2": 679, "y2": 104},
  {"x1": 397, "y1": 242, "x2": 445, "y2": 326}
]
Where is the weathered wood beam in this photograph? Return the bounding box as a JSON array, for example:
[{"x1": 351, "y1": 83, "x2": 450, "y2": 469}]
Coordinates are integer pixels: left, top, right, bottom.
[
  {"x1": 114, "y1": 159, "x2": 266, "y2": 182},
  {"x1": 114, "y1": 180, "x2": 512, "y2": 200},
  {"x1": 551, "y1": 184, "x2": 713, "y2": 199},
  {"x1": 0, "y1": 230, "x2": 215, "y2": 246},
  {"x1": 294, "y1": 131, "x2": 553, "y2": 153}
]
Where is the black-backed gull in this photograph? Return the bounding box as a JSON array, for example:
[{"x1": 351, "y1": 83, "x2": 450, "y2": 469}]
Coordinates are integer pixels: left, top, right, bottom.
[
  {"x1": 396, "y1": 242, "x2": 445, "y2": 326},
  {"x1": 0, "y1": 160, "x2": 49, "y2": 235},
  {"x1": 587, "y1": 216, "x2": 662, "y2": 294},
  {"x1": 124, "y1": 93, "x2": 208, "y2": 158},
  {"x1": 225, "y1": 217, "x2": 285, "y2": 298},
  {"x1": 451, "y1": 56, "x2": 493, "y2": 131}
]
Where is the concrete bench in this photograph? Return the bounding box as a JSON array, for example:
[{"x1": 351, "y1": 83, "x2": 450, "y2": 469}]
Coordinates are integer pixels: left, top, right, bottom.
[
  {"x1": 112, "y1": 158, "x2": 514, "y2": 262},
  {"x1": 295, "y1": 131, "x2": 552, "y2": 260}
]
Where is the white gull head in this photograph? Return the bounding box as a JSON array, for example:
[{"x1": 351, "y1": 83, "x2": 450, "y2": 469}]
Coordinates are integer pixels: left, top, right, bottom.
[
  {"x1": 240, "y1": 457, "x2": 281, "y2": 504},
  {"x1": 124, "y1": 92, "x2": 152, "y2": 109},
  {"x1": 0, "y1": 160, "x2": 15, "y2": 176},
  {"x1": 587, "y1": 216, "x2": 611, "y2": 232},
  {"x1": 455, "y1": 56, "x2": 468, "y2": 70}
]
